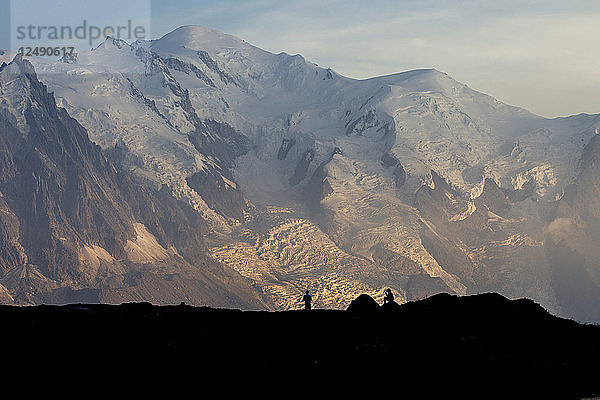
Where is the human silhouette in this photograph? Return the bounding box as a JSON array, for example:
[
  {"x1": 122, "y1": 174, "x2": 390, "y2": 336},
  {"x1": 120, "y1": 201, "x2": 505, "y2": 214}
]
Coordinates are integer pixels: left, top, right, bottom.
[
  {"x1": 302, "y1": 290, "x2": 312, "y2": 310},
  {"x1": 383, "y1": 288, "x2": 394, "y2": 305}
]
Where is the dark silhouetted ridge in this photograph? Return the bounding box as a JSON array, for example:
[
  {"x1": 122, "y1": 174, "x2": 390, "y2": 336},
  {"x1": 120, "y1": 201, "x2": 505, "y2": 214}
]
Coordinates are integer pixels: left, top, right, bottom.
[{"x1": 0, "y1": 292, "x2": 598, "y2": 397}]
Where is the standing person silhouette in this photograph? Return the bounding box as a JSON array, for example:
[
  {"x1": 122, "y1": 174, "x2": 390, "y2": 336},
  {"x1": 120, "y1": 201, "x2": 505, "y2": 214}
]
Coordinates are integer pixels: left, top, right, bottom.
[{"x1": 302, "y1": 290, "x2": 312, "y2": 310}]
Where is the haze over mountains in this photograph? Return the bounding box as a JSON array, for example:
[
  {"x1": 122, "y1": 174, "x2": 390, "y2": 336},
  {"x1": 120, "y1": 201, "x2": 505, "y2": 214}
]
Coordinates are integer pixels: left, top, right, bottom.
[{"x1": 1, "y1": 26, "x2": 599, "y2": 321}]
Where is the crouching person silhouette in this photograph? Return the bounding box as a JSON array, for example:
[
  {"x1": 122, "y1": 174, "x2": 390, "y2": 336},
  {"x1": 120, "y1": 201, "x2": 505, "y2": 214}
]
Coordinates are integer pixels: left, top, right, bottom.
[
  {"x1": 383, "y1": 288, "x2": 394, "y2": 305},
  {"x1": 302, "y1": 290, "x2": 312, "y2": 310}
]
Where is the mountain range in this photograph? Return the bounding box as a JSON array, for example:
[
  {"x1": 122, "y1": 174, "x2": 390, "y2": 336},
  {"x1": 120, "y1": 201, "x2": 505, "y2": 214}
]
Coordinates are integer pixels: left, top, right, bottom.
[{"x1": 1, "y1": 26, "x2": 599, "y2": 321}]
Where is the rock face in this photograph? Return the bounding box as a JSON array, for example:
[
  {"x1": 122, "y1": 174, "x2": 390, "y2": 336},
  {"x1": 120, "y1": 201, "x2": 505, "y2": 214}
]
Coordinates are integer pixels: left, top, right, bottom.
[
  {"x1": 0, "y1": 55, "x2": 134, "y2": 293},
  {"x1": 542, "y1": 134, "x2": 600, "y2": 322},
  {"x1": 0, "y1": 56, "x2": 267, "y2": 309},
  {"x1": 1, "y1": 26, "x2": 600, "y2": 320}
]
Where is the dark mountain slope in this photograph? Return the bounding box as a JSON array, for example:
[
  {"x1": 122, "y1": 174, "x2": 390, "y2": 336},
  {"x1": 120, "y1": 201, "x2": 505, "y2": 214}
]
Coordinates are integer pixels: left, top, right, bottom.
[
  {"x1": 544, "y1": 133, "x2": 600, "y2": 322},
  {"x1": 0, "y1": 56, "x2": 135, "y2": 283},
  {"x1": 0, "y1": 55, "x2": 267, "y2": 309}
]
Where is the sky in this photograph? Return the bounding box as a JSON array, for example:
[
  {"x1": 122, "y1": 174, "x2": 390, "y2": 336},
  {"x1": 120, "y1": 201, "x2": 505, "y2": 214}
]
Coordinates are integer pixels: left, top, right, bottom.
[{"x1": 2, "y1": 0, "x2": 599, "y2": 118}]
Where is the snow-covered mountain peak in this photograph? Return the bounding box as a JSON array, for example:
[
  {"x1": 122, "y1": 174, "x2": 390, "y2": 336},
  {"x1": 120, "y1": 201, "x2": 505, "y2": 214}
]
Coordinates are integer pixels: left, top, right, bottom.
[
  {"x1": 0, "y1": 54, "x2": 54, "y2": 134},
  {"x1": 0, "y1": 53, "x2": 36, "y2": 77},
  {"x1": 149, "y1": 25, "x2": 339, "y2": 91},
  {"x1": 367, "y1": 68, "x2": 446, "y2": 86},
  {"x1": 152, "y1": 25, "x2": 255, "y2": 55},
  {"x1": 0, "y1": 55, "x2": 34, "y2": 110},
  {"x1": 94, "y1": 36, "x2": 131, "y2": 50}
]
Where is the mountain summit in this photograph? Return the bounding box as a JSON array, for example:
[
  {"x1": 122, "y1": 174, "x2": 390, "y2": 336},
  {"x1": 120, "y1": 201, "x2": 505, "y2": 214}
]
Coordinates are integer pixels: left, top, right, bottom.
[{"x1": 155, "y1": 25, "x2": 255, "y2": 52}]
